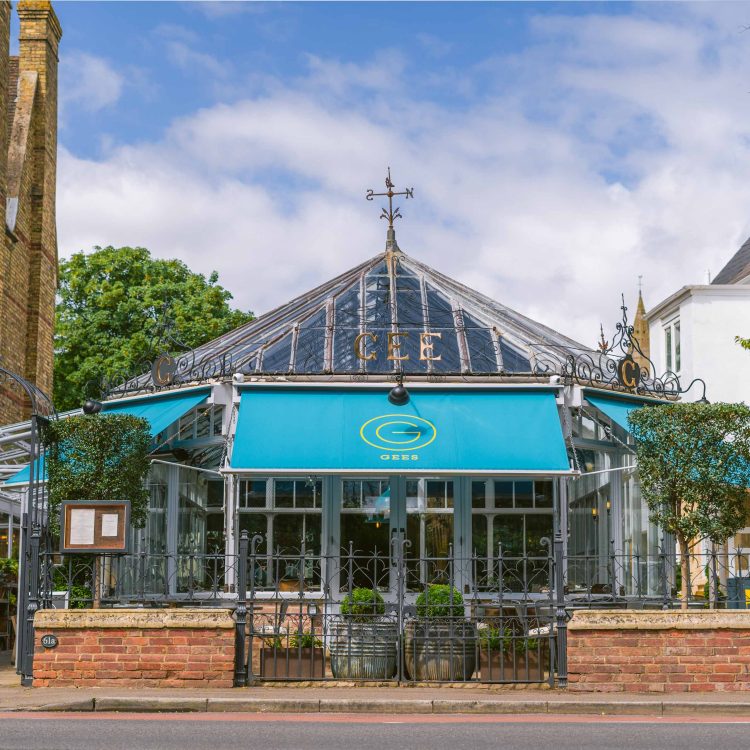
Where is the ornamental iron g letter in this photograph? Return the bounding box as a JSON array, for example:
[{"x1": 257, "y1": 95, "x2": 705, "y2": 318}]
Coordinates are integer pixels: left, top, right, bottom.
[
  {"x1": 616, "y1": 353, "x2": 641, "y2": 390},
  {"x1": 151, "y1": 354, "x2": 177, "y2": 386}
]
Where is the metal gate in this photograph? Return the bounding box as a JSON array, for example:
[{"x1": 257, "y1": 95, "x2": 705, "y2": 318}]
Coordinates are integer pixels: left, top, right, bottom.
[
  {"x1": 0, "y1": 365, "x2": 56, "y2": 686},
  {"x1": 235, "y1": 531, "x2": 568, "y2": 686}
]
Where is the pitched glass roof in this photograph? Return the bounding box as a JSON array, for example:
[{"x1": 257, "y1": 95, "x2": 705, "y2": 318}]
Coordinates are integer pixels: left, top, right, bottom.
[{"x1": 190, "y1": 249, "x2": 590, "y2": 377}]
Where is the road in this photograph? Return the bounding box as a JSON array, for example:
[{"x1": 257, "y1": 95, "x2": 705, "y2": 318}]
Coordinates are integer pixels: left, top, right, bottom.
[{"x1": 1, "y1": 712, "x2": 749, "y2": 750}]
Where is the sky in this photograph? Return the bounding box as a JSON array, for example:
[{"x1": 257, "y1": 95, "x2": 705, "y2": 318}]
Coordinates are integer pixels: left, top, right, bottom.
[{"x1": 27, "y1": 0, "x2": 750, "y2": 346}]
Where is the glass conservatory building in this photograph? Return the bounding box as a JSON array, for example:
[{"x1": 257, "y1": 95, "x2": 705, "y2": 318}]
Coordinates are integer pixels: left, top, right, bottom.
[{"x1": 2, "y1": 237, "x2": 673, "y2": 599}]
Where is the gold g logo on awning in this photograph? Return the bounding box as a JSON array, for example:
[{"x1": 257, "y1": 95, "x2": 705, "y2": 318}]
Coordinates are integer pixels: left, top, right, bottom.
[{"x1": 360, "y1": 414, "x2": 437, "y2": 452}]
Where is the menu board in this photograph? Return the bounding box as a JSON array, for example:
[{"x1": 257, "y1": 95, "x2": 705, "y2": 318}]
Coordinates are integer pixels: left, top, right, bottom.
[{"x1": 61, "y1": 501, "x2": 130, "y2": 554}]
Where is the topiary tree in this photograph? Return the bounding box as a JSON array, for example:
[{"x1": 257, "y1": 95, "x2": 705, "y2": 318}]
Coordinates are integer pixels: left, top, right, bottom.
[
  {"x1": 415, "y1": 584, "x2": 464, "y2": 619},
  {"x1": 44, "y1": 413, "x2": 152, "y2": 533},
  {"x1": 340, "y1": 587, "x2": 386, "y2": 622},
  {"x1": 628, "y1": 402, "x2": 750, "y2": 609}
]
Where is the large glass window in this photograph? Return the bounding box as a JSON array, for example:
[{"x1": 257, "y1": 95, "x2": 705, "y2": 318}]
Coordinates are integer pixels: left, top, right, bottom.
[
  {"x1": 470, "y1": 479, "x2": 554, "y2": 593},
  {"x1": 237, "y1": 477, "x2": 323, "y2": 591}
]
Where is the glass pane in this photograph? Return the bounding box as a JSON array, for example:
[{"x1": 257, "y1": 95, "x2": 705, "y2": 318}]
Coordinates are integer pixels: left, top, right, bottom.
[
  {"x1": 179, "y1": 413, "x2": 194, "y2": 440},
  {"x1": 406, "y1": 480, "x2": 419, "y2": 510},
  {"x1": 493, "y1": 516, "x2": 524, "y2": 557},
  {"x1": 472, "y1": 514, "x2": 488, "y2": 557},
  {"x1": 274, "y1": 480, "x2": 294, "y2": 508},
  {"x1": 515, "y1": 481, "x2": 533, "y2": 508},
  {"x1": 206, "y1": 513, "x2": 224, "y2": 554},
  {"x1": 242, "y1": 480, "x2": 266, "y2": 508},
  {"x1": 426, "y1": 480, "x2": 445, "y2": 508},
  {"x1": 472, "y1": 481, "x2": 486, "y2": 508},
  {"x1": 296, "y1": 480, "x2": 321, "y2": 508},
  {"x1": 494, "y1": 480, "x2": 513, "y2": 508},
  {"x1": 674, "y1": 321, "x2": 681, "y2": 372},
  {"x1": 196, "y1": 409, "x2": 210, "y2": 439},
  {"x1": 238, "y1": 513, "x2": 267, "y2": 546},
  {"x1": 178, "y1": 469, "x2": 207, "y2": 555},
  {"x1": 273, "y1": 514, "x2": 321, "y2": 555},
  {"x1": 525, "y1": 515, "x2": 553, "y2": 556},
  {"x1": 212, "y1": 406, "x2": 224, "y2": 436},
  {"x1": 340, "y1": 514, "x2": 390, "y2": 589},
  {"x1": 207, "y1": 480, "x2": 224, "y2": 508},
  {"x1": 499, "y1": 339, "x2": 531, "y2": 372},
  {"x1": 534, "y1": 481, "x2": 553, "y2": 508},
  {"x1": 425, "y1": 514, "x2": 453, "y2": 560},
  {"x1": 342, "y1": 480, "x2": 361, "y2": 508},
  {"x1": 665, "y1": 327, "x2": 672, "y2": 371}
]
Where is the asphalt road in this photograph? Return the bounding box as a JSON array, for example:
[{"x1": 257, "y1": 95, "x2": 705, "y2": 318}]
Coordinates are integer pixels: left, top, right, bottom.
[{"x1": 1, "y1": 713, "x2": 750, "y2": 750}]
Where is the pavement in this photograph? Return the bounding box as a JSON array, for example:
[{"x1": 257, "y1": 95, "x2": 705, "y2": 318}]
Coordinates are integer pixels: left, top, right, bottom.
[{"x1": 3, "y1": 661, "x2": 750, "y2": 717}]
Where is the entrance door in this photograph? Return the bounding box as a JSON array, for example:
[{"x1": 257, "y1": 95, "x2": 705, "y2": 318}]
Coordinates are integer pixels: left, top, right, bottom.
[{"x1": 337, "y1": 477, "x2": 462, "y2": 596}]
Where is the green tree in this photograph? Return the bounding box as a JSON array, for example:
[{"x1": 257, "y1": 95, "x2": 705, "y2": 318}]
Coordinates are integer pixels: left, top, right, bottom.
[
  {"x1": 628, "y1": 402, "x2": 750, "y2": 609},
  {"x1": 54, "y1": 246, "x2": 254, "y2": 411},
  {"x1": 736, "y1": 336, "x2": 750, "y2": 351}
]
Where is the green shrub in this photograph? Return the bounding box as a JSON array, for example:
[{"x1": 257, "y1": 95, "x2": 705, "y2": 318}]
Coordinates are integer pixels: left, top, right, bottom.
[
  {"x1": 479, "y1": 627, "x2": 546, "y2": 656},
  {"x1": 340, "y1": 587, "x2": 385, "y2": 622},
  {"x1": 289, "y1": 632, "x2": 322, "y2": 649},
  {"x1": 415, "y1": 584, "x2": 464, "y2": 619}
]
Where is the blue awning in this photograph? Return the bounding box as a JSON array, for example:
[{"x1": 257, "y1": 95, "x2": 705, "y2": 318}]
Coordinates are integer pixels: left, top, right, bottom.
[
  {"x1": 585, "y1": 393, "x2": 650, "y2": 434},
  {"x1": 2, "y1": 388, "x2": 210, "y2": 486},
  {"x1": 230, "y1": 387, "x2": 572, "y2": 474}
]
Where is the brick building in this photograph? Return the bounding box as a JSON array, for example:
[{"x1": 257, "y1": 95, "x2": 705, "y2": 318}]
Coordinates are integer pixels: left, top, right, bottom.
[{"x1": 0, "y1": 1, "x2": 61, "y2": 424}]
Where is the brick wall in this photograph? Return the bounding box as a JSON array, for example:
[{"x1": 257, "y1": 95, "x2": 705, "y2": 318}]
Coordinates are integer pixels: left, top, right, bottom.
[
  {"x1": 32, "y1": 608, "x2": 235, "y2": 688},
  {"x1": 0, "y1": 1, "x2": 59, "y2": 424},
  {"x1": 568, "y1": 610, "x2": 750, "y2": 693}
]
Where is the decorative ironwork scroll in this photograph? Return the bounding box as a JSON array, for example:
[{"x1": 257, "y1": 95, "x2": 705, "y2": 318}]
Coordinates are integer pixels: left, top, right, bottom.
[{"x1": 532, "y1": 295, "x2": 708, "y2": 401}]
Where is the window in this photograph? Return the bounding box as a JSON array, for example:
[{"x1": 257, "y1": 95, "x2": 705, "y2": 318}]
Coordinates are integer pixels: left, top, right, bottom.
[
  {"x1": 237, "y1": 477, "x2": 323, "y2": 591},
  {"x1": 664, "y1": 318, "x2": 680, "y2": 374},
  {"x1": 470, "y1": 479, "x2": 554, "y2": 593}
]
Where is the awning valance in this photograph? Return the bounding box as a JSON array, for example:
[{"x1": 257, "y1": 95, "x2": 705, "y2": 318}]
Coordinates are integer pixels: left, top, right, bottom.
[
  {"x1": 585, "y1": 392, "x2": 650, "y2": 434},
  {"x1": 2, "y1": 388, "x2": 210, "y2": 487},
  {"x1": 229, "y1": 386, "x2": 572, "y2": 474}
]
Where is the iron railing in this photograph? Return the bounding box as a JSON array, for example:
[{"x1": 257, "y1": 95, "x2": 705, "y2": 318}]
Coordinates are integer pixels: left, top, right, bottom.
[{"x1": 31, "y1": 541, "x2": 750, "y2": 687}]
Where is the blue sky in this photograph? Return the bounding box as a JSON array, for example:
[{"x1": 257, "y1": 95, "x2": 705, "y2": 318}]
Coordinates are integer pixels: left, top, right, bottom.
[{"x1": 34, "y1": 1, "x2": 750, "y2": 344}]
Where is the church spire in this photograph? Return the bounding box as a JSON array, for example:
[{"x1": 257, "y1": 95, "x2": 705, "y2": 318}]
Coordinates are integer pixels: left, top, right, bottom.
[{"x1": 631, "y1": 278, "x2": 651, "y2": 376}]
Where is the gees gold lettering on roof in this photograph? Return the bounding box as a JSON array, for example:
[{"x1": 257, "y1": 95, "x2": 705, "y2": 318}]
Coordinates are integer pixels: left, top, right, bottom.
[{"x1": 354, "y1": 331, "x2": 443, "y2": 362}]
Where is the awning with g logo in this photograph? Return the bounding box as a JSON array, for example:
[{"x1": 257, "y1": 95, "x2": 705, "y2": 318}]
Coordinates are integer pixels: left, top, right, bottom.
[{"x1": 229, "y1": 385, "x2": 572, "y2": 475}]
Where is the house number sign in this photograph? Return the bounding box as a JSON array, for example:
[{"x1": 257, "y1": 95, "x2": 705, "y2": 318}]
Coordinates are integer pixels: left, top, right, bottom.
[{"x1": 41, "y1": 634, "x2": 58, "y2": 649}]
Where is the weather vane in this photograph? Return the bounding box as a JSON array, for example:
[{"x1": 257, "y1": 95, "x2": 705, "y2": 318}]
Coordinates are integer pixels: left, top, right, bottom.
[{"x1": 366, "y1": 167, "x2": 414, "y2": 229}]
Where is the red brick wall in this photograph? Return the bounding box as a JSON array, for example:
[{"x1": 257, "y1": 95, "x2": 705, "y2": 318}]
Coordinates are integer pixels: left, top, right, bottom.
[
  {"x1": 33, "y1": 624, "x2": 235, "y2": 688},
  {"x1": 569, "y1": 621, "x2": 750, "y2": 693}
]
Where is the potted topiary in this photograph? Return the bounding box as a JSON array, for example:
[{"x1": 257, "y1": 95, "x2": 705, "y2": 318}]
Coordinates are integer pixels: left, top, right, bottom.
[
  {"x1": 259, "y1": 632, "x2": 325, "y2": 679},
  {"x1": 478, "y1": 627, "x2": 549, "y2": 681},
  {"x1": 404, "y1": 584, "x2": 477, "y2": 681},
  {"x1": 330, "y1": 587, "x2": 397, "y2": 679}
]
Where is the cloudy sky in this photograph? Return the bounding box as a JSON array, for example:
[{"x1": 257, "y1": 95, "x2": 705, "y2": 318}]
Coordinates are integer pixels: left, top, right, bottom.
[{"x1": 28, "y1": 1, "x2": 750, "y2": 346}]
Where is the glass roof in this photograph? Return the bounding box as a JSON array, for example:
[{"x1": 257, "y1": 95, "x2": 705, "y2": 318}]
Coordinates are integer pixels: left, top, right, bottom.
[{"x1": 190, "y1": 250, "x2": 590, "y2": 377}]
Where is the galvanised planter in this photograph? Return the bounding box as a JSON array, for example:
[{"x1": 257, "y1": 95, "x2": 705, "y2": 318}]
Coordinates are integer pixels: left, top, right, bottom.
[
  {"x1": 403, "y1": 619, "x2": 477, "y2": 681},
  {"x1": 329, "y1": 619, "x2": 398, "y2": 679}
]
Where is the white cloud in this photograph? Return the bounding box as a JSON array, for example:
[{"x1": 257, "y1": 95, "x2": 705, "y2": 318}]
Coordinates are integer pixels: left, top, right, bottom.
[
  {"x1": 57, "y1": 4, "x2": 750, "y2": 351},
  {"x1": 59, "y1": 51, "x2": 124, "y2": 114}
]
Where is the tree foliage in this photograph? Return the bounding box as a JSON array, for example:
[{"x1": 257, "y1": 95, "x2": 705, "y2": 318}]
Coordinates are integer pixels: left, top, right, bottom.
[
  {"x1": 54, "y1": 246, "x2": 254, "y2": 411},
  {"x1": 44, "y1": 414, "x2": 152, "y2": 532},
  {"x1": 736, "y1": 336, "x2": 750, "y2": 351},
  {"x1": 628, "y1": 402, "x2": 750, "y2": 606}
]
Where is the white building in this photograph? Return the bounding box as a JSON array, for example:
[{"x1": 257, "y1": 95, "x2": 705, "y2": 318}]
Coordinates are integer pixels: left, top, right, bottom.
[
  {"x1": 647, "y1": 238, "x2": 750, "y2": 576},
  {"x1": 647, "y1": 241, "x2": 750, "y2": 405}
]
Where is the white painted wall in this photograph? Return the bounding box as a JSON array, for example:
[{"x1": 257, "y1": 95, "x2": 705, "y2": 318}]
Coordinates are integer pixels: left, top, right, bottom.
[{"x1": 648, "y1": 286, "x2": 750, "y2": 404}]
